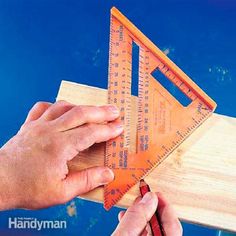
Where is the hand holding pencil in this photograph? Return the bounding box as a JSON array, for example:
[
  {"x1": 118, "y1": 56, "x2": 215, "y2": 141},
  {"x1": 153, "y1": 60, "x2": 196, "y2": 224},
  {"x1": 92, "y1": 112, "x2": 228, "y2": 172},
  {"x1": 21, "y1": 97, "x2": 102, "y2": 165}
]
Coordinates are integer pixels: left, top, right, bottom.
[
  {"x1": 112, "y1": 180, "x2": 182, "y2": 236},
  {"x1": 139, "y1": 179, "x2": 165, "y2": 236}
]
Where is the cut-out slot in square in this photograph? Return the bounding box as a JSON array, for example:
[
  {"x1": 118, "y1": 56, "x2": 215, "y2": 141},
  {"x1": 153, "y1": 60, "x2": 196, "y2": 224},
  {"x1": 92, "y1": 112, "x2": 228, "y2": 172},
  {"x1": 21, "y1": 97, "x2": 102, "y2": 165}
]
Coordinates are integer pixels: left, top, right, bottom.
[
  {"x1": 151, "y1": 68, "x2": 192, "y2": 106},
  {"x1": 131, "y1": 41, "x2": 139, "y2": 96}
]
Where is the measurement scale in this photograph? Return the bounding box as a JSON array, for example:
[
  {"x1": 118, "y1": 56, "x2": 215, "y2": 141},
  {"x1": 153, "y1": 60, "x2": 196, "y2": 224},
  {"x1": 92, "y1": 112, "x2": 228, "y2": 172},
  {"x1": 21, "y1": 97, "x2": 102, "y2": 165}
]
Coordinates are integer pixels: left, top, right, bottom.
[{"x1": 104, "y1": 7, "x2": 216, "y2": 210}]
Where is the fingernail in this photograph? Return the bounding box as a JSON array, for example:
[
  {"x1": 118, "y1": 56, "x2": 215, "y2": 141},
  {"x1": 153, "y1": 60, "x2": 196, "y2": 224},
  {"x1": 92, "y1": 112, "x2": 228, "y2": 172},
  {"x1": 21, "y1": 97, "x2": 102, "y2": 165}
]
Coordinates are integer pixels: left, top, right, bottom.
[
  {"x1": 115, "y1": 123, "x2": 124, "y2": 133},
  {"x1": 140, "y1": 192, "x2": 155, "y2": 204},
  {"x1": 100, "y1": 168, "x2": 114, "y2": 184},
  {"x1": 139, "y1": 192, "x2": 158, "y2": 219},
  {"x1": 107, "y1": 105, "x2": 120, "y2": 115}
]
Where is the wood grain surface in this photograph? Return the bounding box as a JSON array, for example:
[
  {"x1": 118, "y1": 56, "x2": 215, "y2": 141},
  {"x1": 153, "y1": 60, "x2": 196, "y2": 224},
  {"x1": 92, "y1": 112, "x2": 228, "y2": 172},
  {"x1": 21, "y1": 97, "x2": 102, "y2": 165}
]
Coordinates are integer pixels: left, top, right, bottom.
[{"x1": 57, "y1": 80, "x2": 236, "y2": 232}]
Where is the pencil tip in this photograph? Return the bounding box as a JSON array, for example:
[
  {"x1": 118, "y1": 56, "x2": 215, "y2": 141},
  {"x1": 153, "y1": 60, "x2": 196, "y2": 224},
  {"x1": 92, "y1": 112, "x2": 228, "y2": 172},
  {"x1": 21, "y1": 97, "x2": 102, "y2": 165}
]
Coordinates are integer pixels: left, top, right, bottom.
[{"x1": 139, "y1": 179, "x2": 146, "y2": 187}]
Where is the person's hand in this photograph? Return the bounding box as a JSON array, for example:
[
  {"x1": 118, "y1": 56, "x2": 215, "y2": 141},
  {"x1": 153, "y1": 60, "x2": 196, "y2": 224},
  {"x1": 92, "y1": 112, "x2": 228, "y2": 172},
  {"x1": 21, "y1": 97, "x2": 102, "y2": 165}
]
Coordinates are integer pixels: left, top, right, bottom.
[
  {"x1": 0, "y1": 101, "x2": 123, "y2": 210},
  {"x1": 112, "y1": 192, "x2": 182, "y2": 236}
]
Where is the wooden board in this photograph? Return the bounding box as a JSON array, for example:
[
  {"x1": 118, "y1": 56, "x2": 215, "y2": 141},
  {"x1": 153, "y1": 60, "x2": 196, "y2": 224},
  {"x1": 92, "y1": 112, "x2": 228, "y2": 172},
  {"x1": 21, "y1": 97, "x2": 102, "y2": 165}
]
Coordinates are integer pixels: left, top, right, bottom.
[{"x1": 57, "y1": 80, "x2": 236, "y2": 232}]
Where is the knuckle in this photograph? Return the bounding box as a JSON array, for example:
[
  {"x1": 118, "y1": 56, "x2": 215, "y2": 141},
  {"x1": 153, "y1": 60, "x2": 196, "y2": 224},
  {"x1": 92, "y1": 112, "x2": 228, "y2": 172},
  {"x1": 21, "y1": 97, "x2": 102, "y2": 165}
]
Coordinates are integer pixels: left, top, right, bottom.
[
  {"x1": 53, "y1": 100, "x2": 72, "y2": 110},
  {"x1": 71, "y1": 125, "x2": 95, "y2": 151},
  {"x1": 74, "y1": 106, "x2": 87, "y2": 121},
  {"x1": 56, "y1": 114, "x2": 73, "y2": 129},
  {"x1": 69, "y1": 124, "x2": 101, "y2": 151},
  {"x1": 75, "y1": 106, "x2": 84, "y2": 115},
  {"x1": 56, "y1": 100, "x2": 70, "y2": 106},
  {"x1": 75, "y1": 106, "x2": 102, "y2": 122},
  {"x1": 84, "y1": 124, "x2": 97, "y2": 140},
  {"x1": 31, "y1": 124, "x2": 45, "y2": 136},
  {"x1": 73, "y1": 136, "x2": 86, "y2": 151},
  {"x1": 34, "y1": 101, "x2": 46, "y2": 110},
  {"x1": 86, "y1": 123, "x2": 97, "y2": 136}
]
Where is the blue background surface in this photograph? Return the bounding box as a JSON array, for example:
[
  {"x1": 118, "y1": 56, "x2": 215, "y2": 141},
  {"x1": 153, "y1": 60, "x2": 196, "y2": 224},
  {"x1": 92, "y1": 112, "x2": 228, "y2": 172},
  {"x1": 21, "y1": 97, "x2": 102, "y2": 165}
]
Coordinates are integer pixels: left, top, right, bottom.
[{"x1": 0, "y1": 0, "x2": 236, "y2": 235}]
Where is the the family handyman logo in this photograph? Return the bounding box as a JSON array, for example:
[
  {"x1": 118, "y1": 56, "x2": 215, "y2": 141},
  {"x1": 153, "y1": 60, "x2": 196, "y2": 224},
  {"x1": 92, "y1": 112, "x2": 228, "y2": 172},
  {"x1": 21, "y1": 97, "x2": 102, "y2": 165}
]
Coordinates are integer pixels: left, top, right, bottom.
[{"x1": 8, "y1": 217, "x2": 67, "y2": 231}]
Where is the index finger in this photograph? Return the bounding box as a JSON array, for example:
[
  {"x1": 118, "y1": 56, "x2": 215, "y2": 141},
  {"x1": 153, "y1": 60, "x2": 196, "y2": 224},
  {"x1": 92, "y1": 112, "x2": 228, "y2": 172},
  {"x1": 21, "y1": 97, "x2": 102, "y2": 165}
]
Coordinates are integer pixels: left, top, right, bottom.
[{"x1": 53, "y1": 105, "x2": 120, "y2": 131}]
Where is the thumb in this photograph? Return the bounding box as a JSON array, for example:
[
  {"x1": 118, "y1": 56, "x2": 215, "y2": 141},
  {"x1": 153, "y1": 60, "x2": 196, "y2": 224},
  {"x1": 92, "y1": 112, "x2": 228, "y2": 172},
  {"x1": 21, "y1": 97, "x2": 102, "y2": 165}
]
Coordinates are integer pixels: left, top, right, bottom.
[
  {"x1": 112, "y1": 192, "x2": 158, "y2": 236},
  {"x1": 63, "y1": 166, "x2": 114, "y2": 202}
]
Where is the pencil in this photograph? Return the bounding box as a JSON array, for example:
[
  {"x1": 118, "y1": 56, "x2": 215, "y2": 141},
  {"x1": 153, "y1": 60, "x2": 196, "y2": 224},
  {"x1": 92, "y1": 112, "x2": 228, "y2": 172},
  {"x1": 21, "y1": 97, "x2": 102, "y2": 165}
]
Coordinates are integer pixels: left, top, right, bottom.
[{"x1": 139, "y1": 179, "x2": 165, "y2": 236}]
